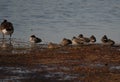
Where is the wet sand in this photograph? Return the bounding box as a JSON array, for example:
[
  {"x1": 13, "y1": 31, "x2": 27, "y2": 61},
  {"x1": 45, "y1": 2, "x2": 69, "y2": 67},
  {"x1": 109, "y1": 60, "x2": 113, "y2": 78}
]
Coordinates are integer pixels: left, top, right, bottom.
[{"x1": 0, "y1": 41, "x2": 120, "y2": 82}]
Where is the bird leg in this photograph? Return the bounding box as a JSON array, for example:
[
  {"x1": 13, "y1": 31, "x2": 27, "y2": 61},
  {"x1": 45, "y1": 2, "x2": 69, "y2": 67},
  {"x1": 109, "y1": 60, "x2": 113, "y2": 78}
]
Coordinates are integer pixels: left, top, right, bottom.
[
  {"x1": 2, "y1": 34, "x2": 5, "y2": 39},
  {"x1": 9, "y1": 34, "x2": 12, "y2": 40}
]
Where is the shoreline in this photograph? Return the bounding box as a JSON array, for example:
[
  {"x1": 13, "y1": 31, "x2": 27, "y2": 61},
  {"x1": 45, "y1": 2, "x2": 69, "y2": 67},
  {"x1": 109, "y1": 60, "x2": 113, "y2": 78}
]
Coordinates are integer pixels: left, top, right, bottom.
[
  {"x1": 0, "y1": 43, "x2": 120, "y2": 65},
  {"x1": 0, "y1": 42, "x2": 120, "y2": 82}
]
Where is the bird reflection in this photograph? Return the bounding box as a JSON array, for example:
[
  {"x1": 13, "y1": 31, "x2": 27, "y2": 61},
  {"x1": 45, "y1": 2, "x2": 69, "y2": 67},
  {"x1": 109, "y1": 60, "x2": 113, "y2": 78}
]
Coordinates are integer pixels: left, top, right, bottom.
[{"x1": 0, "y1": 39, "x2": 13, "y2": 54}]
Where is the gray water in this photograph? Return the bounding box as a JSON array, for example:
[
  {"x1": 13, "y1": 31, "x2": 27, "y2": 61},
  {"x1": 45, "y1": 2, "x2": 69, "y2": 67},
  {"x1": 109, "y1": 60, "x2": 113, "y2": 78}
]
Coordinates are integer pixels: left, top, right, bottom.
[
  {"x1": 0, "y1": 0, "x2": 120, "y2": 43},
  {"x1": 0, "y1": 63, "x2": 119, "y2": 82}
]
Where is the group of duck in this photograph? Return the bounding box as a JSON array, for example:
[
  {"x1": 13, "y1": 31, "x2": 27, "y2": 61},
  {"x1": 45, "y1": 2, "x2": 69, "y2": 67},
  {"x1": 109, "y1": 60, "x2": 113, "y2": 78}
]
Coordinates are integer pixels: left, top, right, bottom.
[
  {"x1": 0, "y1": 19, "x2": 115, "y2": 49},
  {"x1": 29, "y1": 30, "x2": 115, "y2": 49},
  {"x1": 47, "y1": 34, "x2": 115, "y2": 48}
]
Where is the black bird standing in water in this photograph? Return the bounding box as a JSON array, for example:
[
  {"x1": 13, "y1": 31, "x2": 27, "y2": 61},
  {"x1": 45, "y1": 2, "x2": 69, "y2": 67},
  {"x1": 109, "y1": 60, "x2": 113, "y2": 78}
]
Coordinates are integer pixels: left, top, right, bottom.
[{"x1": 0, "y1": 20, "x2": 14, "y2": 39}]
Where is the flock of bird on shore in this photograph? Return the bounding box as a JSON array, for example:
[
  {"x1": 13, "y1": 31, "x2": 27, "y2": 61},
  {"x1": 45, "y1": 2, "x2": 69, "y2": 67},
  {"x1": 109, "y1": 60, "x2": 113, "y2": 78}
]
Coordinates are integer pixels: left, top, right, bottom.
[{"x1": 0, "y1": 19, "x2": 115, "y2": 48}]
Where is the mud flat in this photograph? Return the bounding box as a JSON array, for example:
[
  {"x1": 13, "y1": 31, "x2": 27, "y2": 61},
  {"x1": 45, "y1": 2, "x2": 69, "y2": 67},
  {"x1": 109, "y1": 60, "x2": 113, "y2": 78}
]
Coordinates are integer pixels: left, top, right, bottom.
[{"x1": 0, "y1": 41, "x2": 120, "y2": 82}]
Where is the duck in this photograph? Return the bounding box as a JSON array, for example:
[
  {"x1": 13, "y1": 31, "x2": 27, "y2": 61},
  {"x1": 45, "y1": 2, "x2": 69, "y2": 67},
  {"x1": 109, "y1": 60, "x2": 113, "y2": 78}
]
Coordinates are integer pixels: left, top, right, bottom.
[
  {"x1": 78, "y1": 34, "x2": 90, "y2": 44},
  {"x1": 29, "y1": 35, "x2": 42, "y2": 43},
  {"x1": 0, "y1": 19, "x2": 14, "y2": 39},
  {"x1": 60, "y1": 38, "x2": 72, "y2": 46},
  {"x1": 90, "y1": 35, "x2": 96, "y2": 43},
  {"x1": 101, "y1": 35, "x2": 108, "y2": 43},
  {"x1": 72, "y1": 36, "x2": 83, "y2": 45},
  {"x1": 101, "y1": 35, "x2": 115, "y2": 46},
  {"x1": 48, "y1": 42, "x2": 61, "y2": 49},
  {"x1": 107, "y1": 39, "x2": 115, "y2": 46}
]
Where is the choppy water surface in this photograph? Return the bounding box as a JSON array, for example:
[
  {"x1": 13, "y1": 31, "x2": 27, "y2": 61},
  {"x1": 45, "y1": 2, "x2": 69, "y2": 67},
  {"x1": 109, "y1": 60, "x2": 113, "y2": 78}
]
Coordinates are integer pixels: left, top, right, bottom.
[{"x1": 0, "y1": 0, "x2": 120, "y2": 43}]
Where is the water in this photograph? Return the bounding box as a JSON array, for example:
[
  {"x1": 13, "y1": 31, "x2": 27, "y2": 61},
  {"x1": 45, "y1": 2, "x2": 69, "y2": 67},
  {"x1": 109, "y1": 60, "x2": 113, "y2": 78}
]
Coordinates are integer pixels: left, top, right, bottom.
[
  {"x1": 0, "y1": 63, "x2": 119, "y2": 82},
  {"x1": 0, "y1": 65, "x2": 78, "y2": 82},
  {"x1": 0, "y1": 0, "x2": 120, "y2": 44}
]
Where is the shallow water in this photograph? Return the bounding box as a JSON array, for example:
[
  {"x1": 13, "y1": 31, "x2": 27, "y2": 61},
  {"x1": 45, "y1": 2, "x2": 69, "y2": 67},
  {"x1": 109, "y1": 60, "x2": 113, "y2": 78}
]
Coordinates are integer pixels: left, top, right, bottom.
[
  {"x1": 0, "y1": 38, "x2": 31, "y2": 54},
  {"x1": 0, "y1": 63, "x2": 119, "y2": 82},
  {"x1": 0, "y1": 0, "x2": 120, "y2": 43},
  {"x1": 0, "y1": 65, "x2": 78, "y2": 82}
]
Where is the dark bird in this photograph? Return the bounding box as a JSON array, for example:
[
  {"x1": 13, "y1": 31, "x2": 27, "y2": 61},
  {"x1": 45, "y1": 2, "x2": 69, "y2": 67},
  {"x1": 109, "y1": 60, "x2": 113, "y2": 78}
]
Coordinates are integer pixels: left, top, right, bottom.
[
  {"x1": 90, "y1": 35, "x2": 96, "y2": 43},
  {"x1": 29, "y1": 35, "x2": 42, "y2": 43},
  {"x1": 101, "y1": 35, "x2": 108, "y2": 43},
  {"x1": 101, "y1": 35, "x2": 115, "y2": 46},
  {"x1": 0, "y1": 20, "x2": 14, "y2": 39}
]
